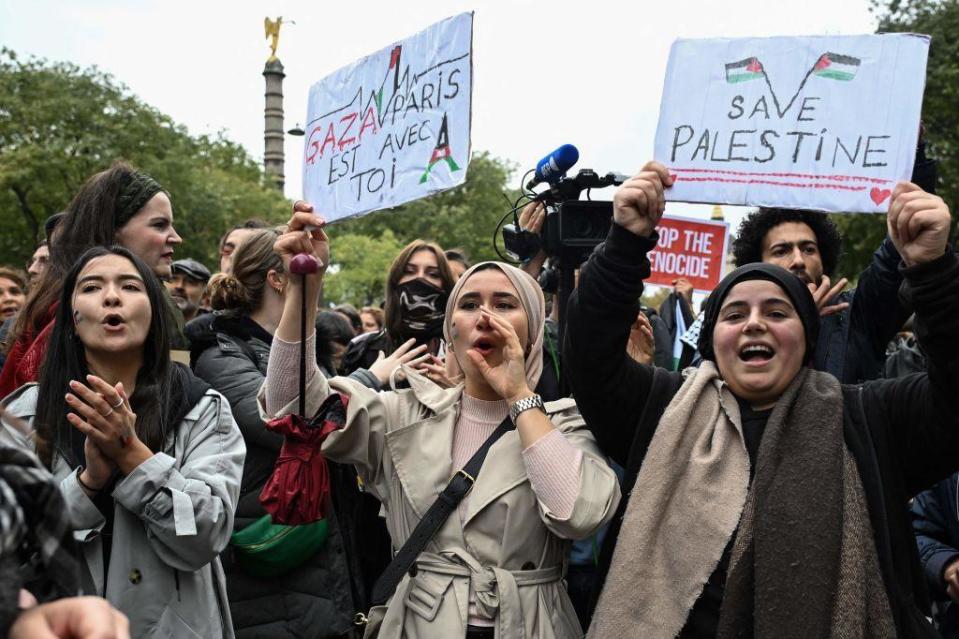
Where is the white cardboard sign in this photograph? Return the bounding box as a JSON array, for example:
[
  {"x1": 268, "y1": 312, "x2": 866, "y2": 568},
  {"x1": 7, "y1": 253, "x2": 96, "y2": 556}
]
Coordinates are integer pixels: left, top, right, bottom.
[
  {"x1": 654, "y1": 34, "x2": 929, "y2": 213},
  {"x1": 302, "y1": 13, "x2": 473, "y2": 222}
]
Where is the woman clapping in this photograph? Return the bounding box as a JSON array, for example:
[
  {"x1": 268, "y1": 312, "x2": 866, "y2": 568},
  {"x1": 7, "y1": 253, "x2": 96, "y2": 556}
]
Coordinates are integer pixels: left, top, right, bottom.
[{"x1": 0, "y1": 246, "x2": 243, "y2": 638}]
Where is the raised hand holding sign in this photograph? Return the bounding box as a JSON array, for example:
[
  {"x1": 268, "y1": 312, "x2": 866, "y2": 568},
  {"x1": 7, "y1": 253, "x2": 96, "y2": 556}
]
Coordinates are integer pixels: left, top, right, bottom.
[
  {"x1": 654, "y1": 34, "x2": 929, "y2": 213},
  {"x1": 887, "y1": 182, "x2": 951, "y2": 267}
]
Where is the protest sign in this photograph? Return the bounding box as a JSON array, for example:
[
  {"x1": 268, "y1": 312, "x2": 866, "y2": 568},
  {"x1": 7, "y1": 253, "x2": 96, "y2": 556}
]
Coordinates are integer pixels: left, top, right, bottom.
[
  {"x1": 302, "y1": 13, "x2": 473, "y2": 222},
  {"x1": 646, "y1": 215, "x2": 729, "y2": 293},
  {"x1": 654, "y1": 34, "x2": 929, "y2": 213}
]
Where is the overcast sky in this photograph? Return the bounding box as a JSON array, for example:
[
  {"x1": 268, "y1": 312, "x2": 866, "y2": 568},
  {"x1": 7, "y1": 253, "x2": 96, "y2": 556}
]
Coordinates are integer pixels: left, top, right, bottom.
[{"x1": 0, "y1": 0, "x2": 879, "y2": 232}]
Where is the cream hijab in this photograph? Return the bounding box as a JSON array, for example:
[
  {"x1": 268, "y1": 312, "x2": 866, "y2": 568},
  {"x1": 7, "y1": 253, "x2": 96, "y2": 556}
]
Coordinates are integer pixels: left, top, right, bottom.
[{"x1": 443, "y1": 262, "x2": 546, "y2": 391}]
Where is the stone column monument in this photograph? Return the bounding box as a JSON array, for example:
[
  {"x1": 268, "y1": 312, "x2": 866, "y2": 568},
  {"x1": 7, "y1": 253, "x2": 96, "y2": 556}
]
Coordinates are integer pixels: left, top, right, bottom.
[{"x1": 263, "y1": 17, "x2": 287, "y2": 191}]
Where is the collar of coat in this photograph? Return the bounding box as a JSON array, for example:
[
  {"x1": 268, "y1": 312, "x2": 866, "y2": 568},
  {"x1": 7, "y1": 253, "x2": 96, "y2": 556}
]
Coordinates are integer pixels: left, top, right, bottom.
[{"x1": 386, "y1": 364, "x2": 574, "y2": 529}]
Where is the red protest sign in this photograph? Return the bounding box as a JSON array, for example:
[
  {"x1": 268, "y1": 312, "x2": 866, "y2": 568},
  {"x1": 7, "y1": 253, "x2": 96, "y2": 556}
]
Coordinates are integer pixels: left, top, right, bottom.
[{"x1": 647, "y1": 215, "x2": 729, "y2": 293}]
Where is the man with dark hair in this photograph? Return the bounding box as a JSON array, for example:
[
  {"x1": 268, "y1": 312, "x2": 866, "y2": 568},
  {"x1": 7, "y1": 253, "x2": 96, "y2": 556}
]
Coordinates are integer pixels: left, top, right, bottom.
[{"x1": 728, "y1": 140, "x2": 939, "y2": 384}]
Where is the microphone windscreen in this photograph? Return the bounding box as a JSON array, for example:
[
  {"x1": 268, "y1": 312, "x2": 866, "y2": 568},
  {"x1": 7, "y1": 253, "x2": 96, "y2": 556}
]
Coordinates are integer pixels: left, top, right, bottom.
[{"x1": 535, "y1": 144, "x2": 579, "y2": 184}]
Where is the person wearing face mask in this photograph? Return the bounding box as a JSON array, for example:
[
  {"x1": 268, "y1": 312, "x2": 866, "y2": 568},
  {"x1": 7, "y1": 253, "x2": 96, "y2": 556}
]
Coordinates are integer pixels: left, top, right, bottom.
[
  {"x1": 0, "y1": 162, "x2": 183, "y2": 399},
  {"x1": 566, "y1": 161, "x2": 959, "y2": 638},
  {"x1": 0, "y1": 246, "x2": 243, "y2": 638},
  {"x1": 258, "y1": 204, "x2": 621, "y2": 638},
  {"x1": 341, "y1": 240, "x2": 456, "y2": 381}
]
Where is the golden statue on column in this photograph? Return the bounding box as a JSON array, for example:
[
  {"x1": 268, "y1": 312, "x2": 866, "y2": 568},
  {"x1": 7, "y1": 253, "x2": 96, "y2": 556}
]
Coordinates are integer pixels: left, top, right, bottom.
[{"x1": 264, "y1": 16, "x2": 286, "y2": 61}]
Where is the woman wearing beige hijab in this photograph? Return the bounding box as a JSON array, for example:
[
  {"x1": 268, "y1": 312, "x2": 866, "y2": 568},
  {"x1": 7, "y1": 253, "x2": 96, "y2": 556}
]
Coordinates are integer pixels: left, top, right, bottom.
[{"x1": 258, "y1": 205, "x2": 621, "y2": 639}]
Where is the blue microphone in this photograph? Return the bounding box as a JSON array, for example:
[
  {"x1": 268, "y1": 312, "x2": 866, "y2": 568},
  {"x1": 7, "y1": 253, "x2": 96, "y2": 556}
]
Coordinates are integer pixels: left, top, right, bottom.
[{"x1": 526, "y1": 144, "x2": 579, "y2": 190}]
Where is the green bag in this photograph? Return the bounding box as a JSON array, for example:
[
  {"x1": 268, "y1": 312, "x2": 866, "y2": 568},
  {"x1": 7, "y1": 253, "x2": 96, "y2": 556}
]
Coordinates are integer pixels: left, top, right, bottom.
[{"x1": 230, "y1": 515, "x2": 328, "y2": 578}]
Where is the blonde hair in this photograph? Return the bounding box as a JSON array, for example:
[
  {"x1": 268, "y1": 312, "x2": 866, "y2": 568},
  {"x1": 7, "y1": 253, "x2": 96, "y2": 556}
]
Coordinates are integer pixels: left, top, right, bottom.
[{"x1": 207, "y1": 227, "x2": 284, "y2": 313}]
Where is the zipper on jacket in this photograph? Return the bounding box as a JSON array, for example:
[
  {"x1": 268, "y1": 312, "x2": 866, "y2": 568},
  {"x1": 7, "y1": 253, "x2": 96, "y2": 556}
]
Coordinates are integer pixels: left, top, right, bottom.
[
  {"x1": 174, "y1": 569, "x2": 181, "y2": 601},
  {"x1": 236, "y1": 525, "x2": 296, "y2": 551}
]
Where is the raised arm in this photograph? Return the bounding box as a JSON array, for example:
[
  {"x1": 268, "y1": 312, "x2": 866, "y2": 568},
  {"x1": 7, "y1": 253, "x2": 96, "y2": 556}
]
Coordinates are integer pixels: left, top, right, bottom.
[
  {"x1": 860, "y1": 182, "x2": 959, "y2": 494},
  {"x1": 263, "y1": 202, "x2": 329, "y2": 416},
  {"x1": 842, "y1": 235, "x2": 909, "y2": 383},
  {"x1": 564, "y1": 162, "x2": 679, "y2": 466}
]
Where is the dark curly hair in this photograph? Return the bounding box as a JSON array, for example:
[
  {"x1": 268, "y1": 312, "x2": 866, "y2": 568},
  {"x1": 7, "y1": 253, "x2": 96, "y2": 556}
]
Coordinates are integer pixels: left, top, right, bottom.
[{"x1": 732, "y1": 208, "x2": 842, "y2": 278}]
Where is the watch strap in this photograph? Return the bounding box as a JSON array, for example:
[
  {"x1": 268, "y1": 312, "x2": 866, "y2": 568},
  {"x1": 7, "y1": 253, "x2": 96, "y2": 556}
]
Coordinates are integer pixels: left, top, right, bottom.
[{"x1": 509, "y1": 393, "x2": 544, "y2": 422}]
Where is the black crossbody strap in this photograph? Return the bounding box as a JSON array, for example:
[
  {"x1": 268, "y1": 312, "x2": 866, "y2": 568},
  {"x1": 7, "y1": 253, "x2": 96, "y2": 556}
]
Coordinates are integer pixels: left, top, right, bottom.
[{"x1": 370, "y1": 415, "x2": 514, "y2": 606}]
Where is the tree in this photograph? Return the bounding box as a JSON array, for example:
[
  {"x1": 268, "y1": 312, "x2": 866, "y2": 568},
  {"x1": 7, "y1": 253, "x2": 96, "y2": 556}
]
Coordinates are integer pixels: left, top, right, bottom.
[
  {"x1": 0, "y1": 49, "x2": 290, "y2": 270},
  {"x1": 321, "y1": 230, "x2": 405, "y2": 306},
  {"x1": 831, "y1": 0, "x2": 958, "y2": 280},
  {"x1": 331, "y1": 151, "x2": 520, "y2": 265}
]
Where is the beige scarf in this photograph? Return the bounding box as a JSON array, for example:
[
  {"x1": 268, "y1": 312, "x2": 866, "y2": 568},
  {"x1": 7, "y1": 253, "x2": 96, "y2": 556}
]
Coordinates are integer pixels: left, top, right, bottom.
[{"x1": 589, "y1": 363, "x2": 894, "y2": 638}]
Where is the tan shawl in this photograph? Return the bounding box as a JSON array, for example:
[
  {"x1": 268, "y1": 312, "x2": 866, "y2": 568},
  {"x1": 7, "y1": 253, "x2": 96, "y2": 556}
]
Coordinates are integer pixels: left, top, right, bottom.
[{"x1": 589, "y1": 363, "x2": 894, "y2": 638}]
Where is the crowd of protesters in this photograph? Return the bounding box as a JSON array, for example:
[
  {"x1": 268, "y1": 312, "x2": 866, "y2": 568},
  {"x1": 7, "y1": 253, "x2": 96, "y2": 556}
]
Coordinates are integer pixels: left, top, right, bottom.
[{"x1": 0, "y1": 129, "x2": 957, "y2": 639}]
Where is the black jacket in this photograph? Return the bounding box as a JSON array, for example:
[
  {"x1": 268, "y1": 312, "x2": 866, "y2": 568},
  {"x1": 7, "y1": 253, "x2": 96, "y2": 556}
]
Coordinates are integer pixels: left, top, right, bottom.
[
  {"x1": 565, "y1": 223, "x2": 959, "y2": 637},
  {"x1": 813, "y1": 236, "x2": 909, "y2": 384},
  {"x1": 191, "y1": 312, "x2": 378, "y2": 638},
  {"x1": 912, "y1": 475, "x2": 959, "y2": 637}
]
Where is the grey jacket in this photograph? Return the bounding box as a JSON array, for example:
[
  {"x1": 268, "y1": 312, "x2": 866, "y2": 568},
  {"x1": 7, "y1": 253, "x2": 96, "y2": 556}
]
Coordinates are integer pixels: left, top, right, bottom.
[{"x1": 0, "y1": 384, "x2": 245, "y2": 639}]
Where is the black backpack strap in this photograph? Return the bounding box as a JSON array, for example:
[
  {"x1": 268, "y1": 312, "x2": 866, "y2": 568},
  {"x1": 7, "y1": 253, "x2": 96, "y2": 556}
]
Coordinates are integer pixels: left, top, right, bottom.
[{"x1": 370, "y1": 415, "x2": 514, "y2": 605}]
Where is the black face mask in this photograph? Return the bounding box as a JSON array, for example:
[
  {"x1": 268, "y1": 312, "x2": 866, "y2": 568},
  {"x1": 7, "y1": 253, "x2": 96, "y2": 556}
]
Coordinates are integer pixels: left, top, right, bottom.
[{"x1": 395, "y1": 278, "x2": 448, "y2": 340}]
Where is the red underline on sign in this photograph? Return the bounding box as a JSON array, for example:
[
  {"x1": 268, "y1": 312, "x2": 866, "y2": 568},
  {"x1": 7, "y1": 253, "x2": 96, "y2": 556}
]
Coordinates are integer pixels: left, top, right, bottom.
[
  {"x1": 671, "y1": 167, "x2": 891, "y2": 184},
  {"x1": 673, "y1": 176, "x2": 867, "y2": 191}
]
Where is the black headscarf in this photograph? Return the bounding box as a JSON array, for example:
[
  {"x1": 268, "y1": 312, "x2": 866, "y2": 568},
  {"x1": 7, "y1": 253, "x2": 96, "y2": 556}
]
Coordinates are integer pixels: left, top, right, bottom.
[
  {"x1": 115, "y1": 171, "x2": 165, "y2": 227},
  {"x1": 698, "y1": 263, "x2": 820, "y2": 364}
]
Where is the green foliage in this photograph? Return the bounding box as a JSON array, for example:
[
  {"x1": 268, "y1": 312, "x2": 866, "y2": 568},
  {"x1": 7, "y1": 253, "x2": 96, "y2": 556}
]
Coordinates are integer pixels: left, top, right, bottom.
[
  {"x1": 318, "y1": 151, "x2": 521, "y2": 306},
  {"x1": 0, "y1": 48, "x2": 290, "y2": 270},
  {"x1": 831, "y1": 0, "x2": 959, "y2": 280},
  {"x1": 321, "y1": 230, "x2": 405, "y2": 306},
  {"x1": 331, "y1": 151, "x2": 520, "y2": 265}
]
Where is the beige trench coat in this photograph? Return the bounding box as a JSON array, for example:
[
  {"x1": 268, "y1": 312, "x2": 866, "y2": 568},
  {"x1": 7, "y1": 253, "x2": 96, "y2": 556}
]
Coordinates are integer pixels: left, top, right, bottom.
[{"x1": 258, "y1": 368, "x2": 620, "y2": 639}]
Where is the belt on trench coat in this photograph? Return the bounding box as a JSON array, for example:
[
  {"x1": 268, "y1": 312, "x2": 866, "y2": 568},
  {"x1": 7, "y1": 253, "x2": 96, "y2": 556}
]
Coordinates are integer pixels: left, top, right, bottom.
[{"x1": 411, "y1": 553, "x2": 564, "y2": 639}]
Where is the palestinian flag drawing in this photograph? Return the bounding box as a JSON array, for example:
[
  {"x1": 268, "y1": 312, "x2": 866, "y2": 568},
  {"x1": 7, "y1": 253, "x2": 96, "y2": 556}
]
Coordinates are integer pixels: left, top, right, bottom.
[
  {"x1": 375, "y1": 46, "x2": 403, "y2": 116},
  {"x1": 420, "y1": 113, "x2": 460, "y2": 184},
  {"x1": 725, "y1": 57, "x2": 764, "y2": 83},
  {"x1": 813, "y1": 52, "x2": 860, "y2": 81}
]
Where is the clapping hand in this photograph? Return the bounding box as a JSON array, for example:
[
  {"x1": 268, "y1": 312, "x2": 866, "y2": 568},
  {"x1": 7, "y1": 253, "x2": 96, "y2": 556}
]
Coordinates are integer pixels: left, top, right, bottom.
[
  {"x1": 65, "y1": 375, "x2": 150, "y2": 478},
  {"x1": 627, "y1": 312, "x2": 656, "y2": 365},
  {"x1": 418, "y1": 354, "x2": 460, "y2": 389},
  {"x1": 368, "y1": 339, "x2": 430, "y2": 387}
]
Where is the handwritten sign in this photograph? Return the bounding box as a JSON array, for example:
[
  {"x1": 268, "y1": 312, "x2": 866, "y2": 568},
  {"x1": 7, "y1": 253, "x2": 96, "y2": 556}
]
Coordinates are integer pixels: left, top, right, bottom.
[
  {"x1": 647, "y1": 215, "x2": 729, "y2": 293},
  {"x1": 654, "y1": 34, "x2": 929, "y2": 213},
  {"x1": 302, "y1": 13, "x2": 473, "y2": 222}
]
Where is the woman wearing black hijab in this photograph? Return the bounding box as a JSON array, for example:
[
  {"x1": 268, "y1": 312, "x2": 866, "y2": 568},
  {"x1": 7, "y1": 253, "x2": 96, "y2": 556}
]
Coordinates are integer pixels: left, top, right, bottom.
[{"x1": 566, "y1": 160, "x2": 959, "y2": 638}]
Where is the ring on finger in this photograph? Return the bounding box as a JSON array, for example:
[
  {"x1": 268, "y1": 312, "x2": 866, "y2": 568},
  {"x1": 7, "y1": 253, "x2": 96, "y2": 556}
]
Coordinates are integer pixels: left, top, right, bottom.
[
  {"x1": 101, "y1": 407, "x2": 114, "y2": 417},
  {"x1": 111, "y1": 396, "x2": 124, "y2": 409}
]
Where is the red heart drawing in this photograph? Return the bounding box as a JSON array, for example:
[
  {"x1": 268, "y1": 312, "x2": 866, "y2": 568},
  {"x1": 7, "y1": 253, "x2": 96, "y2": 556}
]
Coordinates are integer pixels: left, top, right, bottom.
[{"x1": 870, "y1": 188, "x2": 892, "y2": 206}]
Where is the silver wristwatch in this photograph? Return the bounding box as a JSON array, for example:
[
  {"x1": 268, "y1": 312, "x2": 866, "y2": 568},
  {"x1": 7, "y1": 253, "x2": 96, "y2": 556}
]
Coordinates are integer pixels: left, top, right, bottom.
[{"x1": 509, "y1": 393, "x2": 545, "y2": 422}]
